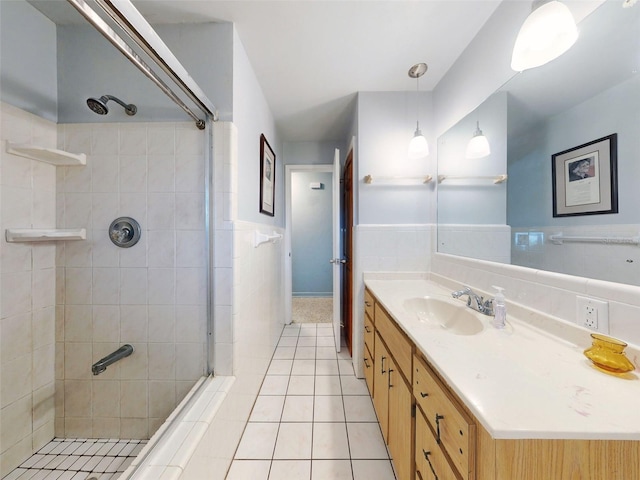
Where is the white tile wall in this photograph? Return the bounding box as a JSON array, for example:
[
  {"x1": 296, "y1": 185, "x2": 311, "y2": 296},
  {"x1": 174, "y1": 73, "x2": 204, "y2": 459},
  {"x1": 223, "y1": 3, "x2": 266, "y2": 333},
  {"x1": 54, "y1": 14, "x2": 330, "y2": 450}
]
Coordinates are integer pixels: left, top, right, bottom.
[
  {"x1": 53, "y1": 121, "x2": 208, "y2": 441},
  {"x1": 0, "y1": 102, "x2": 58, "y2": 476},
  {"x1": 352, "y1": 224, "x2": 433, "y2": 379},
  {"x1": 438, "y1": 224, "x2": 511, "y2": 264}
]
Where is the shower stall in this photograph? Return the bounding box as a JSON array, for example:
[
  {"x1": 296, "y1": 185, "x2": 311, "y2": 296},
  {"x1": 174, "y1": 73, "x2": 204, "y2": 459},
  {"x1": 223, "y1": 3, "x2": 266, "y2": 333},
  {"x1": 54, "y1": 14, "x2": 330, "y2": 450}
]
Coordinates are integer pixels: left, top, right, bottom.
[{"x1": 0, "y1": 0, "x2": 218, "y2": 477}]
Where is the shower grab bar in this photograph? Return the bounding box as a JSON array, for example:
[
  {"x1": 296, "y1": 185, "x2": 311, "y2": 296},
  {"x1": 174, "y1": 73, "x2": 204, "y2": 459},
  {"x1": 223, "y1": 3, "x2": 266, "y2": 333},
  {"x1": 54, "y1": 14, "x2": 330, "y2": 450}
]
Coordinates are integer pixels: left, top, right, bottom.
[
  {"x1": 66, "y1": 0, "x2": 211, "y2": 129},
  {"x1": 550, "y1": 233, "x2": 640, "y2": 246},
  {"x1": 92, "y1": 344, "x2": 134, "y2": 375}
]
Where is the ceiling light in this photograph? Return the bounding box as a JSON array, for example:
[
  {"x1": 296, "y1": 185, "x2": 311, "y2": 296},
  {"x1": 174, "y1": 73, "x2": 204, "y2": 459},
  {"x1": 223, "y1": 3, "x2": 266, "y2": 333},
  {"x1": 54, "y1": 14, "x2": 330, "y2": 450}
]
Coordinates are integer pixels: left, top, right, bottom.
[
  {"x1": 408, "y1": 63, "x2": 429, "y2": 159},
  {"x1": 511, "y1": 0, "x2": 578, "y2": 72},
  {"x1": 465, "y1": 121, "x2": 491, "y2": 159}
]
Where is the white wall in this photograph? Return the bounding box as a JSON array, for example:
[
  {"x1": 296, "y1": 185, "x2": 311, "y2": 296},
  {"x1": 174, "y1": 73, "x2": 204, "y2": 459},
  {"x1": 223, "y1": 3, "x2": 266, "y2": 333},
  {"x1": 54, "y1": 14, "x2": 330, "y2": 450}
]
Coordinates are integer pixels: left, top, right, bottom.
[
  {"x1": 356, "y1": 92, "x2": 436, "y2": 225},
  {"x1": 283, "y1": 141, "x2": 343, "y2": 166},
  {"x1": 232, "y1": 28, "x2": 283, "y2": 227},
  {"x1": 0, "y1": 0, "x2": 58, "y2": 121}
]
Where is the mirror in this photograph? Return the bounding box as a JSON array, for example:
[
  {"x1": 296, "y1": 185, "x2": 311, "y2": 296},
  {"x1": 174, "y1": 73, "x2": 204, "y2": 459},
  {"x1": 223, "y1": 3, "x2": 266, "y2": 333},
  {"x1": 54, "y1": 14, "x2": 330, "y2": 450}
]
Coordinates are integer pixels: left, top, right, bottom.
[{"x1": 437, "y1": 0, "x2": 640, "y2": 287}]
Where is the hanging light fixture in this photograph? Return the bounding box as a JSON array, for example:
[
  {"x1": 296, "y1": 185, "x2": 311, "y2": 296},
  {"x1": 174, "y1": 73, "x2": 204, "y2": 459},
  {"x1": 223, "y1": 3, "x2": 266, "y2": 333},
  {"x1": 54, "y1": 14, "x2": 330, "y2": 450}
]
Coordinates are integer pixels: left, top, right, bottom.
[
  {"x1": 465, "y1": 121, "x2": 491, "y2": 159},
  {"x1": 511, "y1": 0, "x2": 578, "y2": 72},
  {"x1": 408, "y1": 63, "x2": 429, "y2": 159}
]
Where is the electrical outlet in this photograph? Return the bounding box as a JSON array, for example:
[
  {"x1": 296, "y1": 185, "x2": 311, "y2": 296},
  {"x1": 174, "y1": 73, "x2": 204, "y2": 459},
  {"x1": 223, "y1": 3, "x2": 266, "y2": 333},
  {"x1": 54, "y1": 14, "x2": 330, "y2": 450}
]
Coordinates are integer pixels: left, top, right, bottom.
[{"x1": 576, "y1": 296, "x2": 609, "y2": 333}]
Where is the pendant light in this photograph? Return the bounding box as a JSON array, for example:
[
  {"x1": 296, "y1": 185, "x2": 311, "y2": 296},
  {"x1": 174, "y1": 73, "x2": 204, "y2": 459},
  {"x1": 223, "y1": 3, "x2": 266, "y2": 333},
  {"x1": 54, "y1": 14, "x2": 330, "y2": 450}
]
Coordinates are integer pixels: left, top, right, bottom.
[
  {"x1": 511, "y1": 0, "x2": 578, "y2": 72},
  {"x1": 465, "y1": 121, "x2": 491, "y2": 159},
  {"x1": 408, "y1": 63, "x2": 429, "y2": 159}
]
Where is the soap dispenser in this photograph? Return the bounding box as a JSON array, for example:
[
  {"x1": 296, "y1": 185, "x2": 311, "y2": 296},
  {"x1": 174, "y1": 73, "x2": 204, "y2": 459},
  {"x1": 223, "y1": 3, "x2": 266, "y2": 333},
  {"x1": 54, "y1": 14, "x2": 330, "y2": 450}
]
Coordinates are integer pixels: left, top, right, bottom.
[{"x1": 492, "y1": 286, "x2": 506, "y2": 329}]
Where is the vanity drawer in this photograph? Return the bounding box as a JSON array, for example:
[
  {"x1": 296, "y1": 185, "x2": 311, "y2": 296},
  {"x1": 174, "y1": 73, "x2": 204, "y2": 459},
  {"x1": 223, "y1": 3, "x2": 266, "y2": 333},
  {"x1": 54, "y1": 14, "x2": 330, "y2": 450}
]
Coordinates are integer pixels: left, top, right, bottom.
[
  {"x1": 416, "y1": 408, "x2": 458, "y2": 480},
  {"x1": 363, "y1": 342, "x2": 374, "y2": 397},
  {"x1": 413, "y1": 354, "x2": 475, "y2": 480},
  {"x1": 364, "y1": 288, "x2": 375, "y2": 321},
  {"x1": 375, "y1": 304, "x2": 412, "y2": 380},
  {"x1": 364, "y1": 314, "x2": 375, "y2": 355}
]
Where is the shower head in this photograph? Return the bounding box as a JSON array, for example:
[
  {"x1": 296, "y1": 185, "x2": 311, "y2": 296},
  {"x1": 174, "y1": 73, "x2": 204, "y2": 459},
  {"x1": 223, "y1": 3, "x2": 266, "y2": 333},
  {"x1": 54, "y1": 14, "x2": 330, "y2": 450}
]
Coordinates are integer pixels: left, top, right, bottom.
[{"x1": 86, "y1": 95, "x2": 137, "y2": 116}]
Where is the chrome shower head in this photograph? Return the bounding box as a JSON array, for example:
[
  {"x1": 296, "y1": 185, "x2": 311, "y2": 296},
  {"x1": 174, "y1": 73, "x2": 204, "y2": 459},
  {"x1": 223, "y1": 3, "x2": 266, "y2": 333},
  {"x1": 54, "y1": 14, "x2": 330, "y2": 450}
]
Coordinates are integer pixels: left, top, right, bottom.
[{"x1": 86, "y1": 95, "x2": 137, "y2": 116}]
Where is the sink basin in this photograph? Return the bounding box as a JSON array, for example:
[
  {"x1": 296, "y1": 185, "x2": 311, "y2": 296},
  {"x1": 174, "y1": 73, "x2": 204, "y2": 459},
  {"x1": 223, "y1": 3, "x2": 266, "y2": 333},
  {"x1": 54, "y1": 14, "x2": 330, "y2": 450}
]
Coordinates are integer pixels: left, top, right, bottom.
[{"x1": 403, "y1": 297, "x2": 484, "y2": 335}]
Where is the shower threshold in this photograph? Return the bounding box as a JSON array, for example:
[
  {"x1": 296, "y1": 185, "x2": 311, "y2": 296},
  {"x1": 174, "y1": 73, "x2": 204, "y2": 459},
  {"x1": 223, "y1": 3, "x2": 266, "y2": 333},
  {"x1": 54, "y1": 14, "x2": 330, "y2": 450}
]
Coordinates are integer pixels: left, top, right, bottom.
[{"x1": 4, "y1": 438, "x2": 146, "y2": 480}]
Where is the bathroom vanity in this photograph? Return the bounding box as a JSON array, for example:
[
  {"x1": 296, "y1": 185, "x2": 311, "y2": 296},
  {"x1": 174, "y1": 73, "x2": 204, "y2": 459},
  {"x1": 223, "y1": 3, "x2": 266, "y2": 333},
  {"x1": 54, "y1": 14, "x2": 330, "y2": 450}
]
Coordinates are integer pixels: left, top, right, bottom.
[{"x1": 363, "y1": 277, "x2": 640, "y2": 480}]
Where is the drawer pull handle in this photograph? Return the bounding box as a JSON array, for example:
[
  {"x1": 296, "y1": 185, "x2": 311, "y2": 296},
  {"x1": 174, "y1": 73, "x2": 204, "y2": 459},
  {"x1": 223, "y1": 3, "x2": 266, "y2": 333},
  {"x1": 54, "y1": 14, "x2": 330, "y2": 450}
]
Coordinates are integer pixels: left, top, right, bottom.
[
  {"x1": 435, "y1": 414, "x2": 445, "y2": 444},
  {"x1": 381, "y1": 356, "x2": 387, "y2": 374},
  {"x1": 416, "y1": 468, "x2": 425, "y2": 480},
  {"x1": 422, "y1": 449, "x2": 439, "y2": 480},
  {"x1": 364, "y1": 358, "x2": 370, "y2": 368},
  {"x1": 388, "y1": 368, "x2": 394, "y2": 388},
  {"x1": 365, "y1": 326, "x2": 371, "y2": 333},
  {"x1": 420, "y1": 392, "x2": 429, "y2": 398},
  {"x1": 365, "y1": 301, "x2": 372, "y2": 307}
]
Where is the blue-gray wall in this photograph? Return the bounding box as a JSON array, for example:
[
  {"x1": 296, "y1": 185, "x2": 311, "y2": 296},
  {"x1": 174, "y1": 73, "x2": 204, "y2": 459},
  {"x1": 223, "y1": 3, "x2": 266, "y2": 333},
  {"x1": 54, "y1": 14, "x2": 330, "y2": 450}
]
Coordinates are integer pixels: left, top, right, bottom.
[
  {"x1": 292, "y1": 171, "x2": 333, "y2": 296},
  {"x1": 0, "y1": 0, "x2": 58, "y2": 120},
  {"x1": 508, "y1": 76, "x2": 640, "y2": 227}
]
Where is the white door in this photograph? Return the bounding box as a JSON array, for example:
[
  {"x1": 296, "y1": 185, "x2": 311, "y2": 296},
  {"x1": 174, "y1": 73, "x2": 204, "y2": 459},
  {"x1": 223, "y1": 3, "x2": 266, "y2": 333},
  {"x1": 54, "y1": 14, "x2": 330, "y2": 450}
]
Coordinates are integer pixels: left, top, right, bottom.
[{"x1": 331, "y1": 148, "x2": 342, "y2": 351}]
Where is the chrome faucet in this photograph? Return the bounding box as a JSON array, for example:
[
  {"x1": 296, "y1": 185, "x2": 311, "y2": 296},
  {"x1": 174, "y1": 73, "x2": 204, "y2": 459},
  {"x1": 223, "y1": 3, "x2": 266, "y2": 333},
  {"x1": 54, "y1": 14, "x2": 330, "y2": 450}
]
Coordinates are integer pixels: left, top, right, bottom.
[{"x1": 452, "y1": 286, "x2": 494, "y2": 316}]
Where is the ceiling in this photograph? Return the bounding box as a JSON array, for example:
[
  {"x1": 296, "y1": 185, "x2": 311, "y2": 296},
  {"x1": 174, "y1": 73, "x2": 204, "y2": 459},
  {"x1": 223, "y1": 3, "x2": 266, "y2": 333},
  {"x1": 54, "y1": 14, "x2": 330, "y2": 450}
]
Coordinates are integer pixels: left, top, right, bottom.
[{"x1": 30, "y1": 0, "x2": 503, "y2": 142}]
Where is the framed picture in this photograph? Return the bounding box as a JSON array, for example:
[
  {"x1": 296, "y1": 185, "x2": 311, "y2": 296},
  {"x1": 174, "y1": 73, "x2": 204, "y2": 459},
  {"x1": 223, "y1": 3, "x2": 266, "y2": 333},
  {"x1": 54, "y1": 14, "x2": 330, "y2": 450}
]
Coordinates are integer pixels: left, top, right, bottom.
[
  {"x1": 259, "y1": 134, "x2": 276, "y2": 216},
  {"x1": 551, "y1": 133, "x2": 618, "y2": 217}
]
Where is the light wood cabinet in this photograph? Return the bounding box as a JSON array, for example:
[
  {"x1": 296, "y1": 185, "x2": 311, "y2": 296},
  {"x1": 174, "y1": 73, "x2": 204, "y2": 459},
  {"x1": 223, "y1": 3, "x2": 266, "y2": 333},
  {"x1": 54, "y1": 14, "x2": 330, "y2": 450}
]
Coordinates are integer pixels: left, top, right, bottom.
[
  {"x1": 364, "y1": 287, "x2": 640, "y2": 480},
  {"x1": 366, "y1": 289, "x2": 414, "y2": 480}
]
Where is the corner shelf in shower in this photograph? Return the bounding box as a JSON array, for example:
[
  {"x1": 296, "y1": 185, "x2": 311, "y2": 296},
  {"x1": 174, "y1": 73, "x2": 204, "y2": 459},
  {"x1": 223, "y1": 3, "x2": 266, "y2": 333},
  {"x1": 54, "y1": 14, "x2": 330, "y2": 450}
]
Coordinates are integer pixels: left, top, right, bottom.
[
  {"x1": 5, "y1": 142, "x2": 87, "y2": 166},
  {"x1": 5, "y1": 228, "x2": 87, "y2": 243}
]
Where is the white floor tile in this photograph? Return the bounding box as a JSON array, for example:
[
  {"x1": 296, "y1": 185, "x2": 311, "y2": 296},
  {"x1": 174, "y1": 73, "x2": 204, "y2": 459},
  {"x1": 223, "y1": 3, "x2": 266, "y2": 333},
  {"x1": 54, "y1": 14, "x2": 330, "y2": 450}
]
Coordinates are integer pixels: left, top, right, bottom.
[
  {"x1": 291, "y1": 359, "x2": 315, "y2": 376},
  {"x1": 312, "y1": 423, "x2": 350, "y2": 459},
  {"x1": 273, "y1": 346, "x2": 296, "y2": 359},
  {"x1": 260, "y1": 376, "x2": 291, "y2": 396},
  {"x1": 352, "y1": 460, "x2": 396, "y2": 480},
  {"x1": 347, "y1": 423, "x2": 389, "y2": 459},
  {"x1": 338, "y1": 359, "x2": 354, "y2": 375},
  {"x1": 281, "y1": 396, "x2": 314, "y2": 422},
  {"x1": 269, "y1": 460, "x2": 311, "y2": 480},
  {"x1": 314, "y1": 396, "x2": 345, "y2": 422},
  {"x1": 267, "y1": 359, "x2": 293, "y2": 375},
  {"x1": 315, "y1": 359, "x2": 339, "y2": 375},
  {"x1": 314, "y1": 376, "x2": 342, "y2": 395},
  {"x1": 343, "y1": 396, "x2": 378, "y2": 422},
  {"x1": 294, "y1": 346, "x2": 316, "y2": 359},
  {"x1": 337, "y1": 349, "x2": 352, "y2": 359},
  {"x1": 273, "y1": 423, "x2": 313, "y2": 460},
  {"x1": 311, "y1": 460, "x2": 353, "y2": 480},
  {"x1": 340, "y1": 375, "x2": 369, "y2": 395},
  {"x1": 296, "y1": 336, "x2": 316, "y2": 347},
  {"x1": 299, "y1": 330, "x2": 317, "y2": 338},
  {"x1": 235, "y1": 423, "x2": 279, "y2": 459},
  {"x1": 278, "y1": 336, "x2": 298, "y2": 347},
  {"x1": 249, "y1": 395, "x2": 286, "y2": 422},
  {"x1": 316, "y1": 336, "x2": 335, "y2": 347},
  {"x1": 287, "y1": 375, "x2": 315, "y2": 395},
  {"x1": 317, "y1": 327, "x2": 334, "y2": 337},
  {"x1": 316, "y1": 346, "x2": 337, "y2": 359},
  {"x1": 226, "y1": 460, "x2": 270, "y2": 480}
]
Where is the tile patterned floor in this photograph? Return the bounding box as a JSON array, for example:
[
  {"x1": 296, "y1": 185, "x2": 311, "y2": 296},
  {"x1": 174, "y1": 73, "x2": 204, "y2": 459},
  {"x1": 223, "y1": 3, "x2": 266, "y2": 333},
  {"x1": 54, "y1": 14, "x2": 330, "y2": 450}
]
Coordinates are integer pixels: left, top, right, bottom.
[
  {"x1": 227, "y1": 323, "x2": 396, "y2": 480},
  {"x1": 4, "y1": 439, "x2": 146, "y2": 480}
]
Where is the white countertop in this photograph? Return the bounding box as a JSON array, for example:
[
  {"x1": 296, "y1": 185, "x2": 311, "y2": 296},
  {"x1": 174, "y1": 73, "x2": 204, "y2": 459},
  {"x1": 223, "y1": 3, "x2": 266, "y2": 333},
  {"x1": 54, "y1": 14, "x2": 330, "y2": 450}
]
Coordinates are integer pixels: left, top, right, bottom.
[{"x1": 364, "y1": 277, "x2": 640, "y2": 440}]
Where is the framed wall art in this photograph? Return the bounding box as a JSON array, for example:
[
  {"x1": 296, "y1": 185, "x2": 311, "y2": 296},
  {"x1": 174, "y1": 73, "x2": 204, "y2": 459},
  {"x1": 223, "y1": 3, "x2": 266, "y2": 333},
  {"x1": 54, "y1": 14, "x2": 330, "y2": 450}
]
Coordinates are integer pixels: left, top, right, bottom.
[
  {"x1": 551, "y1": 133, "x2": 618, "y2": 217},
  {"x1": 259, "y1": 133, "x2": 276, "y2": 216}
]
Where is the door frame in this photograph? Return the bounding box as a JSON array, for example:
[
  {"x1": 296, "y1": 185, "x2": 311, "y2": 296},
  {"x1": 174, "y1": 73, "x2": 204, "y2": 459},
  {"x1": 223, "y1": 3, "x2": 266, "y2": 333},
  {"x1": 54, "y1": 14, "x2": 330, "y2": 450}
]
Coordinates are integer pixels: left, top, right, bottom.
[{"x1": 284, "y1": 164, "x2": 336, "y2": 325}]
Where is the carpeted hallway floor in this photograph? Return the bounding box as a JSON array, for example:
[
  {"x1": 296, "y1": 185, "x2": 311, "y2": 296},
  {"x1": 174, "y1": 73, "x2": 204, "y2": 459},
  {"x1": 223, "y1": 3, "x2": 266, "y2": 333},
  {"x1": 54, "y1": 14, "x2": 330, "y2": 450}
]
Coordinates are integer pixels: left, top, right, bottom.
[{"x1": 292, "y1": 297, "x2": 333, "y2": 324}]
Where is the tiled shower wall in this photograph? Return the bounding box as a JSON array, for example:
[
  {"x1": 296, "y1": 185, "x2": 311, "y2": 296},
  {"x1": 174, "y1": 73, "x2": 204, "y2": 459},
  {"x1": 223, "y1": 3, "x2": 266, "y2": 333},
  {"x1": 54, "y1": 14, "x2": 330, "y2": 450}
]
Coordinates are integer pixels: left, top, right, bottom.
[
  {"x1": 1, "y1": 102, "x2": 58, "y2": 476},
  {"x1": 55, "y1": 121, "x2": 207, "y2": 440}
]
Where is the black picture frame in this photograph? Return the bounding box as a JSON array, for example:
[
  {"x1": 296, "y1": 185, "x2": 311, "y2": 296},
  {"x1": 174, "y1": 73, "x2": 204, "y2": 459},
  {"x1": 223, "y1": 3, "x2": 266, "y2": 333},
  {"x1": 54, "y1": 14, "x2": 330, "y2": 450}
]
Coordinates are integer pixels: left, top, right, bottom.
[
  {"x1": 551, "y1": 133, "x2": 618, "y2": 218},
  {"x1": 259, "y1": 134, "x2": 276, "y2": 216}
]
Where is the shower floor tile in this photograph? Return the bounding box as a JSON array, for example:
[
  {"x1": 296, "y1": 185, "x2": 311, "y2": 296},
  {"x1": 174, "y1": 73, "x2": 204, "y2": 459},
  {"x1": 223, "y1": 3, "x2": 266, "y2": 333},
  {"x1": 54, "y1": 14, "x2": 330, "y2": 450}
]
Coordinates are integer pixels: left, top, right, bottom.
[{"x1": 4, "y1": 438, "x2": 147, "y2": 480}]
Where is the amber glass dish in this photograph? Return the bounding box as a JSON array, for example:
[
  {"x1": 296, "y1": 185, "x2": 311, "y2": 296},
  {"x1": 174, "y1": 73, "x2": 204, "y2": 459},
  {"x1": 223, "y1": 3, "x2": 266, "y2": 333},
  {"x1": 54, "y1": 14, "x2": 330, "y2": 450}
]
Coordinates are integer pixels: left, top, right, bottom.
[{"x1": 584, "y1": 333, "x2": 635, "y2": 374}]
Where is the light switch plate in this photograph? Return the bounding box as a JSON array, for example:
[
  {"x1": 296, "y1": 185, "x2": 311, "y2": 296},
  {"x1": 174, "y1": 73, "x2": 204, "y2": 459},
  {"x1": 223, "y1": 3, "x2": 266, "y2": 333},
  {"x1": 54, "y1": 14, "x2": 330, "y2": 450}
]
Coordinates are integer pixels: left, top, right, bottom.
[{"x1": 576, "y1": 296, "x2": 609, "y2": 334}]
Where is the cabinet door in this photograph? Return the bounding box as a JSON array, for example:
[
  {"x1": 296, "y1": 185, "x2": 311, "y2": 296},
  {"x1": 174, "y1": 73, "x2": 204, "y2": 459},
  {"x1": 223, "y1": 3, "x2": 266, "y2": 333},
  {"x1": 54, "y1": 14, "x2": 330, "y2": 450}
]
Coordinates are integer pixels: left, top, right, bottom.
[
  {"x1": 373, "y1": 331, "x2": 390, "y2": 440},
  {"x1": 416, "y1": 409, "x2": 458, "y2": 480},
  {"x1": 388, "y1": 361, "x2": 413, "y2": 480}
]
